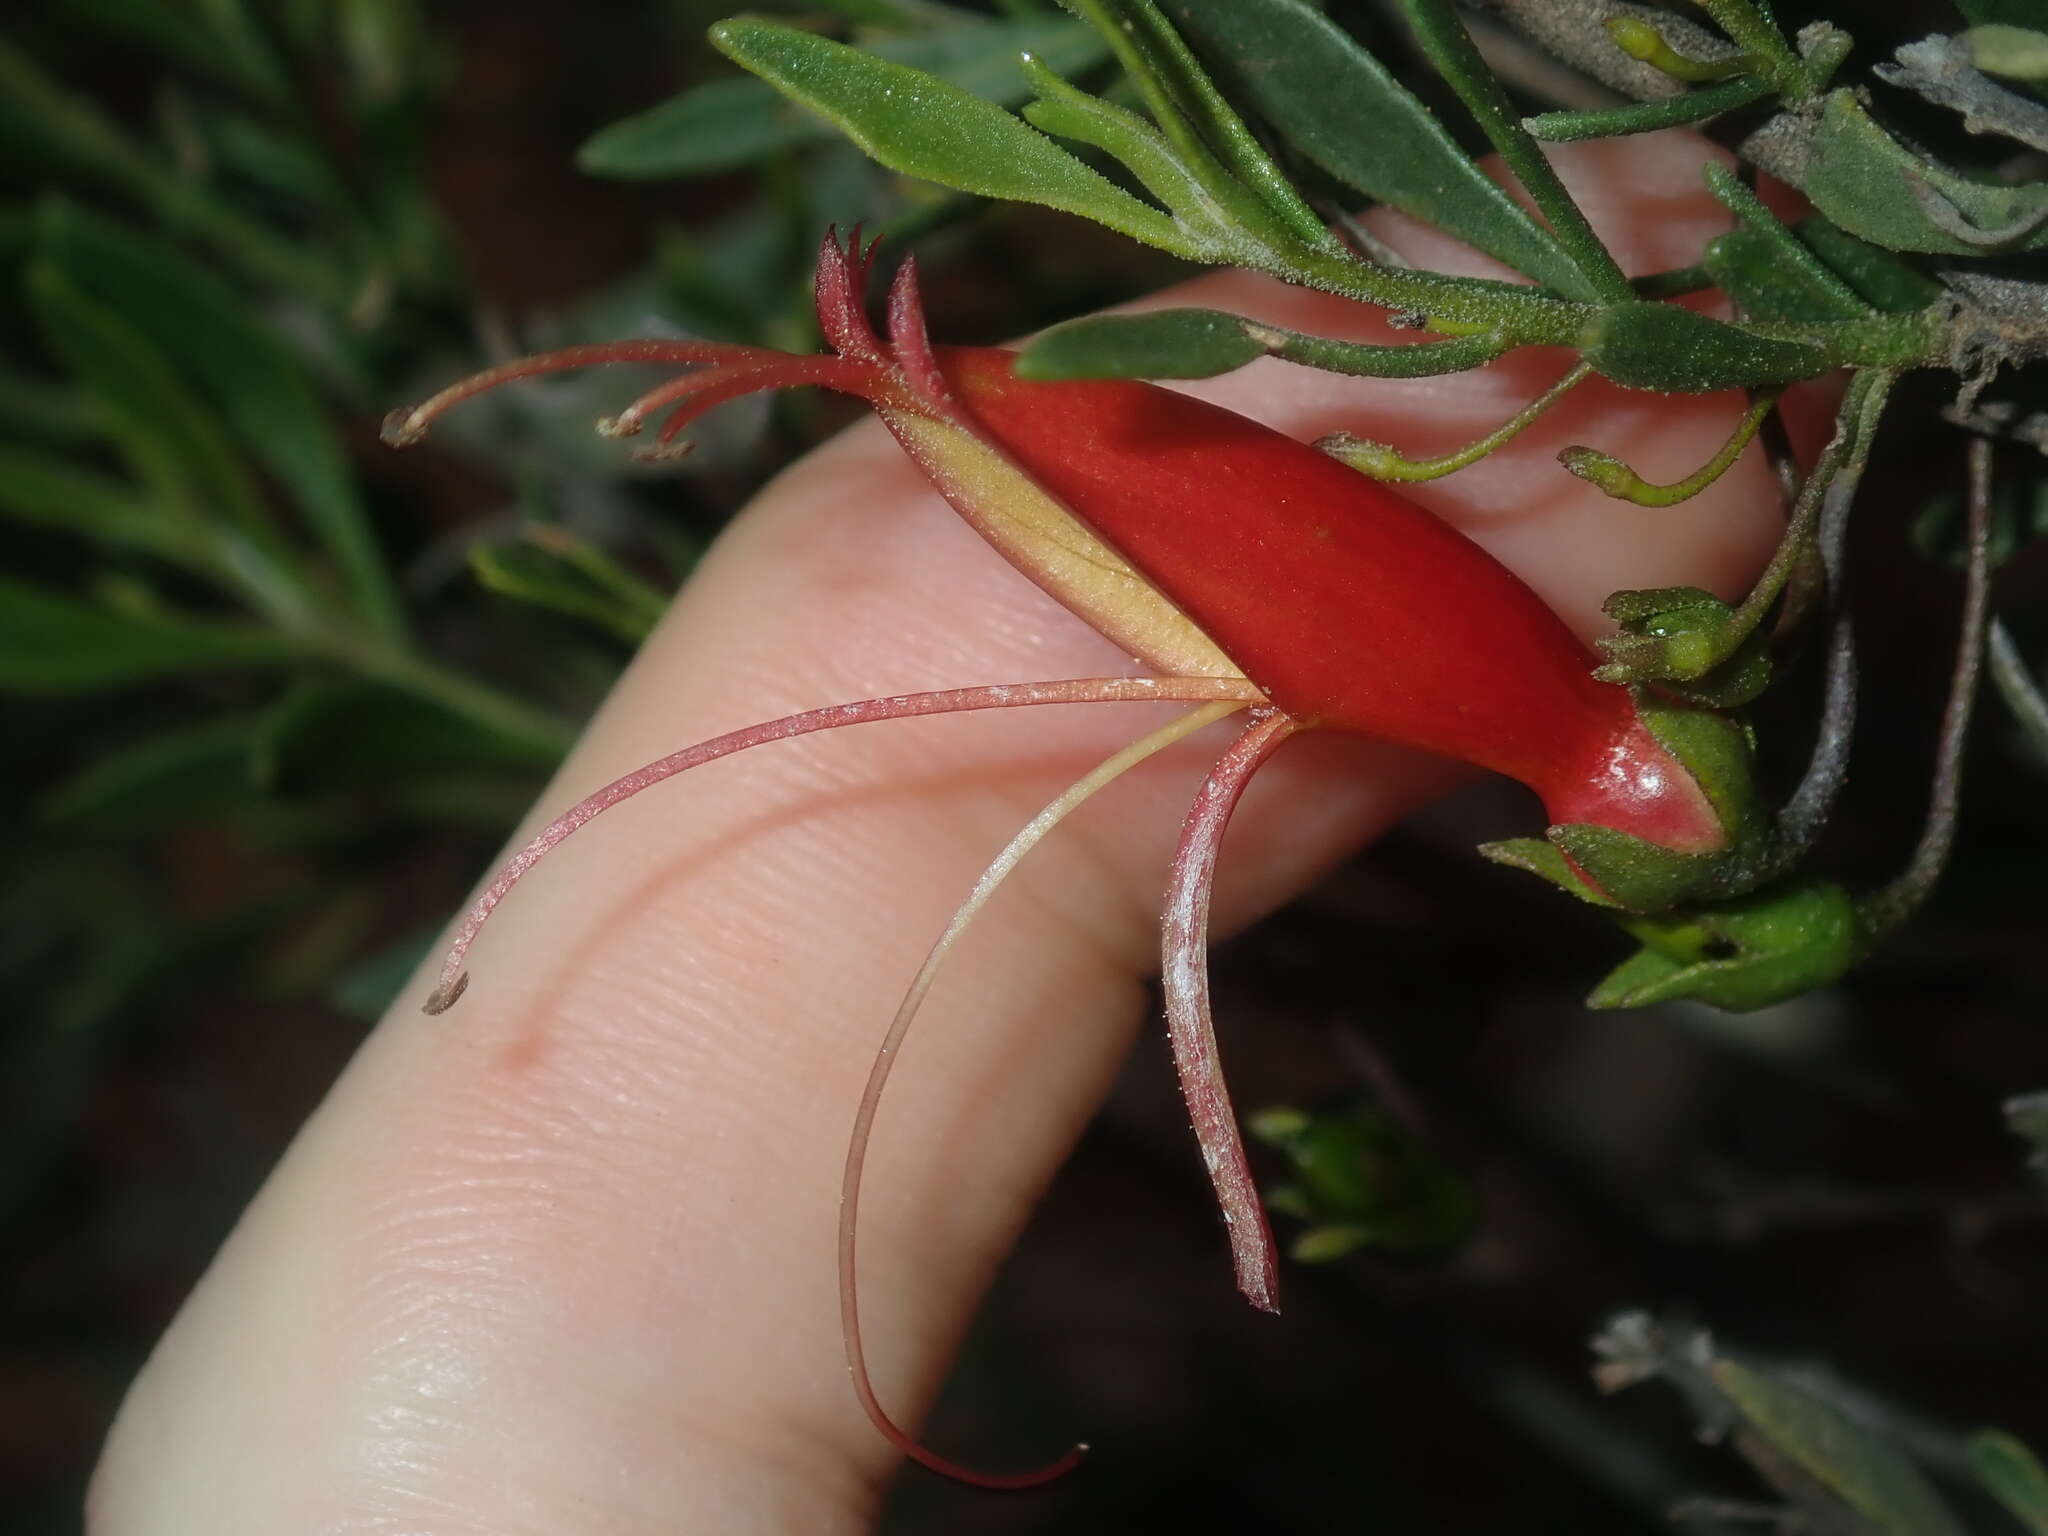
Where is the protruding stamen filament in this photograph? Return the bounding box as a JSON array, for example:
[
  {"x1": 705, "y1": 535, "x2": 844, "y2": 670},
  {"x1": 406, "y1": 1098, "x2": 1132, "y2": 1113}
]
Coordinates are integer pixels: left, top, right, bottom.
[
  {"x1": 1161, "y1": 710, "x2": 1298, "y2": 1313},
  {"x1": 840, "y1": 698, "x2": 1243, "y2": 1489},
  {"x1": 381, "y1": 341, "x2": 783, "y2": 447},
  {"x1": 421, "y1": 677, "x2": 1269, "y2": 1015}
]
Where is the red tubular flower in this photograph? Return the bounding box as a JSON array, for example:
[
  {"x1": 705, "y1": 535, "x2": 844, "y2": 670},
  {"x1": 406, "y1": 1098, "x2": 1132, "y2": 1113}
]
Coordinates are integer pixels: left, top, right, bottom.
[{"x1": 386, "y1": 231, "x2": 1746, "y2": 1487}]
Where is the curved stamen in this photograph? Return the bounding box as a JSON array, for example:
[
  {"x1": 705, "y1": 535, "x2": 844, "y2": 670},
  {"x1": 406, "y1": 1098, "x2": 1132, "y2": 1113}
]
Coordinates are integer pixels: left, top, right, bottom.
[
  {"x1": 841, "y1": 698, "x2": 1244, "y2": 1489},
  {"x1": 1161, "y1": 711, "x2": 1298, "y2": 1312},
  {"x1": 423, "y1": 677, "x2": 1268, "y2": 1014},
  {"x1": 381, "y1": 341, "x2": 787, "y2": 447},
  {"x1": 602, "y1": 354, "x2": 893, "y2": 442}
]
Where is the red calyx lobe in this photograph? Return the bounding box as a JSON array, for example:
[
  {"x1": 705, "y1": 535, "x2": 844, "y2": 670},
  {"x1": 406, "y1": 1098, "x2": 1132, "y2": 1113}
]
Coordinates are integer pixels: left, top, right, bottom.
[{"x1": 931, "y1": 348, "x2": 1727, "y2": 856}]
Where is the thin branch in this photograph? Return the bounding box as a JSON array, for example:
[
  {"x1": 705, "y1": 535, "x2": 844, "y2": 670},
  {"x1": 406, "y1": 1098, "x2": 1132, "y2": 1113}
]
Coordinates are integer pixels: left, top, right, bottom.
[{"x1": 1862, "y1": 437, "x2": 1997, "y2": 932}]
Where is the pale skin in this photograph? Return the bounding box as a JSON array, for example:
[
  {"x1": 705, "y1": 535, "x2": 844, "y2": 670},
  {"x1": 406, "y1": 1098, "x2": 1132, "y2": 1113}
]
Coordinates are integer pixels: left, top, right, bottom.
[{"x1": 91, "y1": 135, "x2": 1810, "y2": 1533}]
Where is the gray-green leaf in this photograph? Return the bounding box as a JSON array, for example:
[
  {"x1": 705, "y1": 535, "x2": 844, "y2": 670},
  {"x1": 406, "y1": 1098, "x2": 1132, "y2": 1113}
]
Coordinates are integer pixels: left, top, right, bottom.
[
  {"x1": 709, "y1": 17, "x2": 1196, "y2": 256},
  {"x1": 1806, "y1": 88, "x2": 2048, "y2": 254},
  {"x1": 1712, "y1": 1359, "x2": 1968, "y2": 1536},
  {"x1": 1161, "y1": 0, "x2": 1586, "y2": 295},
  {"x1": 584, "y1": 15, "x2": 1106, "y2": 178}
]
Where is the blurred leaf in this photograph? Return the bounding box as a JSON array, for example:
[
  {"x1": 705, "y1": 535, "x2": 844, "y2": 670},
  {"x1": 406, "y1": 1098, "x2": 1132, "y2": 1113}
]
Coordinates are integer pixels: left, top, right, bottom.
[
  {"x1": 0, "y1": 446, "x2": 208, "y2": 568},
  {"x1": 709, "y1": 17, "x2": 1198, "y2": 256},
  {"x1": 42, "y1": 712, "x2": 264, "y2": 828},
  {"x1": 1966, "y1": 24, "x2": 2048, "y2": 80},
  {"x1": 1961, "y1": 1, "x2": 2048, "y2": 34},
  {"x1": 1711, "y1": 1359, "x2": 1968, "y2": 1536},
  {"x1": 583, "y1": 14, "x2": 1106, "y2": 178},
  {"x1": 336, "y1": 0, "x2": 437, "y2": 107},
  {"x1": 62, "y1": 0, "x2": 281, "y2": 97},
  {"x1": 1970, "y1": 1429, "x2": 2048, "y2": 1533},
  {"x1": 0, "y1": 575, "x2": 300, "y2": 692},
  {"x1": 0, "y1": 36, "x2": 351, "y2": 303},
  {"x1": 0, "y1": 369, "x2": 102, "y2": 443},
  {"x1": 252, "y1": 679, "x2": 563, "y2": 787},
  {"x1": 1913, "y1": 474, "x2": 2048, "y2": 567},
  {"x1": 1164, "y1": 0, "x2": 1586, "y2": 293},
  {"x1": 1250, "y1": 1104, "x2": 1475, "y2": 1260},
  {"x1": 38, "y1": 203, "x2": 405, "y2": 636},
  {"x1": 27, "y1": 259, "x2": 275, "y2": 548},
  {"x1": 469, "y1": 528, "x2": 669, "y2": 645},
  {"x1": 2008, "y1": 1090, "x2": 2048, "y2": 1180},
  {"x1": 1806, "y1": 89, "x2": 2048, "y2": 255}
]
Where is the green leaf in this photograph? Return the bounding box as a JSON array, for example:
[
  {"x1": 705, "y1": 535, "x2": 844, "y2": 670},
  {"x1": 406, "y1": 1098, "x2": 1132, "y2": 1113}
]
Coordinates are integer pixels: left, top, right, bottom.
[
  {"x1": 1017, "y1": 306, "x2": 1509, "y2": 380},
  {"x1": 1058, "y1": 0, "x2": 1336, "y2": 252},
  {"x1": 1162, "y1": 0, "x2": 1586, "y2": 295},
  {"x1": 0, "y1": 576, "x2": 301, "y2": 692},
  {"x1": 1524, "y1": 74, "x2": 1770, "y2": 142},
  {"x1": 1580, "y1": 301, "x2": 1833, "y2": 391},
  {"x1": 1961, "y1": 1, "x2": 2048, "y2": 35},
  {"x1": 1392, "y1": 0, "x2": 1630, "y2": 301},
  {"x1": 468, "y1": 529, "x2": 670, "y2": 645},
  {"x1": 42, "y1": 712, "x2": 264, "y2": 828},
  {"x1": 584, "y1": 15, "x2": 1107, "y2": 178},
  {"x1": 709, "y1": 17, "x2": 1197, "y2": 255},
  {"x1": 38, "y1": 203, "x2": 406, "y2": 638},
  {"x1": 26, "y1": 260, "x2": 277, "y2": 549},
  {"x1": 1711, "y1": 1360, "x2": 1968, "y2": 1536},
  {"x1": 1970, "y1": 1429, "x2": 2048, "y2": 1534},
  {"x1": 1020, "y1": 308, "x2": 1266, "y2": 377},
  {"x1": 0, "y1": 446, "x2": 206, "y2": 568},
  {"x1": 1806, "y1": 89, "x2": 2048, "y2": 255},
  {"x1": 1965, "y1": 24, "x2": 2048, "y2": 80},
  {"x1": 252, "y1": 678, "x2": 562, "y2": 786},
  {"x1": 1793, "y1": 218, "x2": 1944, "y2": 314}
]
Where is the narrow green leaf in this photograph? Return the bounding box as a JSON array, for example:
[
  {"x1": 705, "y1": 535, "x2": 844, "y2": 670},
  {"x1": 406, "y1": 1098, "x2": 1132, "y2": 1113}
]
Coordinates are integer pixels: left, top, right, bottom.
[
  {"x1": 1022, "y1": 308, "x2": 1267, "y2": 378},
  {"x1": 1794, "y1": 219, "x2": 1944, "y2": 314},
  {"x1": 253, "y1": 679, "x2": 562, "y2": 787},
  {"x1": 1970, "y1": 1429, "x2": 2048, "y2": 1534},
  {"x1": 709, "y1": 17, "x2": 1198, "y2": 256},
  {"x1": 1580, "y1": 302, "x2": 1832, "y2": 391},
  {"x1": 1705, "y1": 229, "x2": 1864, "y2": 323},
  {"x1": 1806, "y1": 89, "x2": 2048, "y2": 254},
  {"x1": 584, "y1": 15, "x2": 1106, "y2": 178},
  {"x1": 38, "y1": 203, "x2": 406, "y2": 638},
  {"x1": 0, "y1": 446, "x2": 206, "y2": 568},
  {"x1": 1711, "y1": 1359, "x2": 1968, "y2": 1536},
  {"x1": 1703, "y1": 163, "x2": 1867, "y2": 319},
  {"x1": 26, "y1": 261, "x2": 278, "y2": 550},
  {"x1": 1392, "y1": 0, "x2": 1630, "y2": 301},
  {"x1": 469, "y1": 530, "x2": 669, "y2": 645},
  {"x1": 1017, "y1": 306, "x2": 1508, "y2": 380},
  {"x1": 1058, "y1": 0, "x2": 1336, "y2": 251},
  {"x1": 1019, "y1": 55, "x2": 1221, "y2": 235},
  {"x1": 42, "y1": 712, "x2": 263, "y2": 828},
  {"x1": 0, "y1": 576, "x2": 301, "y2": 692},
  {"x1": 1524, "y1": 74, "x2": 1770, "y2": 142},
  {"x1": 0, "y1": 38, "x2": 352, "y2": 304},
  {"x1": 1162, "y1": 0, "x2": 1586, "y2": 295}
]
